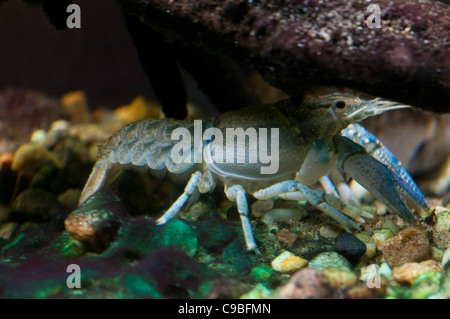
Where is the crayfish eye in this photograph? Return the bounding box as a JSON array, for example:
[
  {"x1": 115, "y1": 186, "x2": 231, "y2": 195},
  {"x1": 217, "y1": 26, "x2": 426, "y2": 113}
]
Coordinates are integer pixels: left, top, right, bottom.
[{"x1": 334, "y1": 100, "x2": 346, "y2": 109}]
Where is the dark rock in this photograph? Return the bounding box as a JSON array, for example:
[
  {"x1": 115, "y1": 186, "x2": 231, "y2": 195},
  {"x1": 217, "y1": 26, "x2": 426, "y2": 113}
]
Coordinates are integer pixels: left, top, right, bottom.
[
  {"x1": 335, "y1": 232, "x2": 366, "y2": 263},
  {"x1": 12, "y1": 188, "x2": 62, "y2": 222},
  {"x1": 118, "y1": 0, "x2": 450, "y2": 113},
  {"x1": 30, "y1": 162, "x2": 61, "y2": 191}
]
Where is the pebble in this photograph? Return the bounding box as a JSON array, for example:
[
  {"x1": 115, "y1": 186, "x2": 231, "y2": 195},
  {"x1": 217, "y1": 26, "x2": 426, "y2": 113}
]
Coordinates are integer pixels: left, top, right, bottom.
[
  {"x1": 382, "y1": 227, "x2": 432, "y2": 268},
  {"x1": 318, "y1": 224, "x2": 342, "y2": 240},
  {"x1": 379, "y1": 218, "x2": 400, "y2": 234},
  {"x1": 251, "y1": 200, "x2": 274, "y2": 217},
  {"x1": 60, "y1": 91, "x2": 91, "y2": 124},
  {"x1": 393, "y1": 260, "x2": 442, "y2": 285},
  {"x1": 276, "y1": 228, "x2": 297, "y2": 247},
  {"x1": 322, "y1": 267, "x2": 357, "y2": 288},
  {"x1": 354, "y1": 232, "x2": 377, "y2": 258},
  {"x1": 183, "y1": 202, "x2": 211, "y2": 221},
  {"x1": 271, "y1": 251, "x2": 308, "y2": 273},
  {"x1": 0, "y1": 221, "x2": 19, "y2": 240},
  {"x1": 43, "y1": 120, "x2": 70, "y2": 148},
  {"x1": 308, "y1": 251, "x2": 352, "y2": 270},
  {"x1": 64, "y1": 191, "x2": 125, "y2": 252},
  {"x1": 431, "y1": 207, "x2": 450, "y2": 249},
  {"x1": 372, "y1": 229, "x2": 395, "y2": 251},
  {"x1": 240, "y1": 283, "x2": 273, "y2": 299},
  {"x1": 250, "y1": 265, "x2": 275, "y2": 285},
  {"x1": 57, "y1": 188, "x2": 81, "y2": 210},
  {"x1": 12, "y1": 188, "x2": 62, "y2": 221},
  {"x1": 11, "y1": 143, "x2": 60, "y2": 174},
  {"x1": 334, "y1": 232, "x2": 366, "y2": 263},
  {"x1": 113, "y1": 96, "x2": 163, "y2": 123},
  {"x1": 278, "y1": 268, "x2": 340, "y2": 299}
]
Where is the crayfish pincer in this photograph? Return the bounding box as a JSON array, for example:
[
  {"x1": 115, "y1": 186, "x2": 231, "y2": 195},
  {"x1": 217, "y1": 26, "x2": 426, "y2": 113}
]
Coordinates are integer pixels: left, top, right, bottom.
[{"x1": 78, "y1": 93, "x2": 430, "y2": 253}]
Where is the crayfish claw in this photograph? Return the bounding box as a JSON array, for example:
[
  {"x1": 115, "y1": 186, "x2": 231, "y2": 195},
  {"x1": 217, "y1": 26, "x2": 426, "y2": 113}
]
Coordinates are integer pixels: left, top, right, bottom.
[{"x1": 334, "y1": 135, "x2": 417, "y2": 222}]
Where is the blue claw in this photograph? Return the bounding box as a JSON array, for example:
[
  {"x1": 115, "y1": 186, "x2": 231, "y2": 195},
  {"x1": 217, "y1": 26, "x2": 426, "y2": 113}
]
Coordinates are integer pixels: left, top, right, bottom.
[
  {"x1": 341, "y1": 124, "x2": 430, "y2": 214},
  {"x1": 333, "y1": 135, "x2": 417, "y2": 221}
]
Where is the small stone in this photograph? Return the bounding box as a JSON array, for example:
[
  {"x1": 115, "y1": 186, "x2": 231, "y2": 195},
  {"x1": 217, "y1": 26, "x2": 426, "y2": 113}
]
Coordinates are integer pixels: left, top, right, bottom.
[
  {"x1": 0, "y1": 221, "x2": 19, "y2": 240},
  {"x1": 382, "y1": 227, "x2": 432, "y2": 268},
  {"x1": 60, "y1": 91, "x2": 91, "y2": 123},
  {"x1": 278, "y1": 268, "x2": 340, "y2": 299},
  {"x1": 372, "y1": 229, "x2": 395, "y2": 251},
  {"x1": 271, "y1": 251, "x2": 308, "y2": 273},
  {"x1": 240, "y1": 283, "x2": 273, "y2": 299},
  {"x1": 432, "y1": 207, "x2": 450, "y2": 249},
  {"x1": 57, "y1": 188, "x2": 81, "y2": 210},
  {"x1": 276, "y1": 228, "x2": 297, "y2": 247},
  {"x1": 64, "y1": 191, "x2": 125, "y2": 252},
  {"x1": 354, "y1": 232, "x2": 377, "y2": 258},
  {"x1": 11, "y1": 143, "x2": 60, "y2": 174},
  {"x1": 30, "y1": 129, "x2": 47, "y2": 145},
  {"x1": 43, "y1": 120, "x2": 70, "y2": 148},
  {"x1": 12, "y1": 188, "x2": 62, "y2": 221},
  {"x1": 183, "y1": 202, "x2": 211, "y2": 221},
  {"x1": 322, "y1": 267, "x2": 357, "y2": 288},
  {"x1": 113, "y1": 96, "x2": 163, "y2": 123},
  {"x1": 250, "y1": 265, "x2": 275, "y2": 285},
  {"x1": 346, "y1": 281, "x2": 387, "y2": 299},
  {"x1": 334, "y1": 232, "x2": 366, "y2": 263},
  {"x1": 309, "y1": 251, "x2": 352, "y2": 270},
  {"x1": 29, "y1": 161, "x2": 60, "y2": 190},
  {"x1": 393, "y1": 260, "x2": 442, "y2": 285},
  {"x1": 318, "y1": 224, "x2": 341, "y2": 240},
  {"x1": 251, "y1": 200, "x2": 274, "y2": 217},
  {"x1": 380, "y1": 218, "x2": 400, "y2": 234}
]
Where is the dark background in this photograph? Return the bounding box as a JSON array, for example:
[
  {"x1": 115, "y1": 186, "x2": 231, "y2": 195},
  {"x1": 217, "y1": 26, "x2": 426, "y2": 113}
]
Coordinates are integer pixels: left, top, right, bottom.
[{"x1": 0, "y1": 0, "x2": 155, "y2": 108}]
